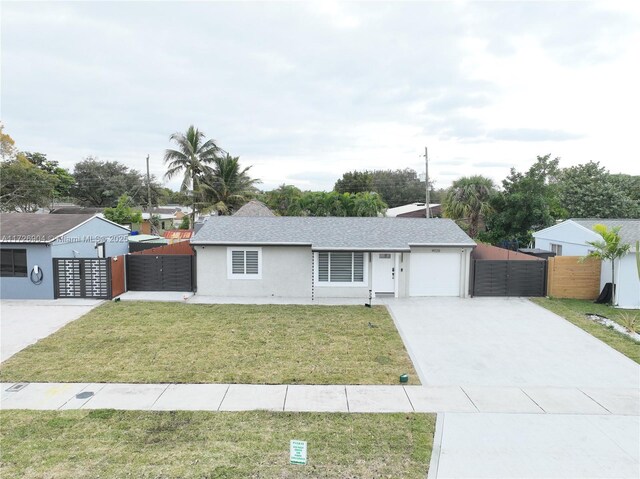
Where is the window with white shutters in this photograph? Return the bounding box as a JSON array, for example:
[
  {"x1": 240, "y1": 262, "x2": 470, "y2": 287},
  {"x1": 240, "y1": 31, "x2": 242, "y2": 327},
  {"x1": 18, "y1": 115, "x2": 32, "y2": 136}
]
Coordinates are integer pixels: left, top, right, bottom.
[
  {"x1": 317, "y1": 252, "x2": 365, "y2": 284},
  {"x1": 228, "y1": 248, "x2": 262, "y2": 279}
]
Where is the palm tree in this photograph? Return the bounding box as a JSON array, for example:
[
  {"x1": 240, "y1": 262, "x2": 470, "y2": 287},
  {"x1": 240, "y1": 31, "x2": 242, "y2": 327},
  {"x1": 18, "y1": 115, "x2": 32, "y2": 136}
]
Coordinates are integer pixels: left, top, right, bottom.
[
  {"x1": 200, "y1": 154, "x2": 260, "y2": 215},
  {"x1": 443, "y1": 175, "x2": 495, "y2": 238},
  {"x1": 164, "y1": 125, "x2": 220, "y2": 225},
  {"x1": 585, "y1": 224, "x2": 631, "y2": 305}
]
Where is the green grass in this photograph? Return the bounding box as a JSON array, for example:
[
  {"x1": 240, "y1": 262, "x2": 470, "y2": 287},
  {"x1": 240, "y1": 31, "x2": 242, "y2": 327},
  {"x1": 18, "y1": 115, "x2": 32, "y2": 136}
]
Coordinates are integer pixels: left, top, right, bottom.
[
  {"x1": 0, "y1": 302, "x2": 418, "y2": 385},
  {"x1": 0, "y1": 410, "x2": 435, "y2": 479},
  {"x1": 531, "y1": 298, "x2": 640, "y2": 363}
]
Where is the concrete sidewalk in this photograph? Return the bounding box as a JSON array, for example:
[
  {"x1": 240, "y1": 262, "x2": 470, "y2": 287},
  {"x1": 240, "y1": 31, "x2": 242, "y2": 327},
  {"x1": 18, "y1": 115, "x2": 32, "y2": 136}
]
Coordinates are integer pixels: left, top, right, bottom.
[
  {"x1": 2, "y1": 382, "x2": 638, "y2": 415},
  {"x1": 429, "y1": 413, "x2": 640, "y2": 479}
]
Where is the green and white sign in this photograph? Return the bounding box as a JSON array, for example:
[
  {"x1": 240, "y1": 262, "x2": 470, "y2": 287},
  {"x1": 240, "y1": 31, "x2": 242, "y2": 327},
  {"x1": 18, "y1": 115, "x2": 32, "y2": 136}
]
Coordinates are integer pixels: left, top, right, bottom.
[{"x1": 290, "y1": 439, "x2": 307, "y2": 465}]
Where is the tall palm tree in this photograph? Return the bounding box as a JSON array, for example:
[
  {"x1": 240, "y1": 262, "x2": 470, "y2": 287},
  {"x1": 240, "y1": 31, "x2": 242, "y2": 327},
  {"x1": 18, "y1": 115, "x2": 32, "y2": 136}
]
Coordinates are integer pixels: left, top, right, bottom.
[
  {"x1": 164, "y1": 125, "x2": 220, "y2": 225},
  {"x1": 443, "y1": 175, "x2": 495, "y2": 238},
  {"x1": 200, "y1": 154, "x2": 260, "y2": 215}
]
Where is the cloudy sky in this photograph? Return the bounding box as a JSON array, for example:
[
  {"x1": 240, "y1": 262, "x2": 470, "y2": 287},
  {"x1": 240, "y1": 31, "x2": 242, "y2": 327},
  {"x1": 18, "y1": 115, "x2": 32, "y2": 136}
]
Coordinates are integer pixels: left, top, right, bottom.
[{"x1": 2, "y1": 1, "x2": 639, "y2": 192}]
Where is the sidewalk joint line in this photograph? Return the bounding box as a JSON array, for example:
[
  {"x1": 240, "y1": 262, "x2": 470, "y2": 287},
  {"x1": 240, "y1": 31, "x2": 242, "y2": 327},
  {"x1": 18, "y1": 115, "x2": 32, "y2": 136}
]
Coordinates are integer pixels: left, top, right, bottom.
[
  {"x1": 149, "y1": 383, "x2": 171, "y2": 410},
  {"x1": 520, "y1": 388, "x2": 546, "y2": 413},
  {"x1": 282, "y1": 385, "x2": 288, "y2": 412},
  {"x1": 345, "y1": 386, "x2": 350, "y2": 413},
  {"x1": 217, "y1": 384, "x2": 231, "y2": 411},
  {"x1": 578, "y1": 388, "x2": 612, "y2": 414},
  {"x1": 459, "y1": 387, "x2": 480, "y2": 412},
  {"x1": 402, "y1": 386, "x2": 415, "y2": 412}
]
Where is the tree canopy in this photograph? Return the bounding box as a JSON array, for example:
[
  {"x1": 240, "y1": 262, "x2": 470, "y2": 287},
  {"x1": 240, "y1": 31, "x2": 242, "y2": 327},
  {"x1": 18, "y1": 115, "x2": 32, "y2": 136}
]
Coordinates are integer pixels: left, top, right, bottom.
[
  {"x1": 442, "y1": 175, "x2": 495, "y2": 238},
  {"x1": 72, "y1": 157, "x2": 161, "y2": 207},
  {"x1": 334, "y1": 168, "x2": 430, "y2": 208},
  {"x1": 558, "y1": 162, "x2": 639, "y2": 218},
  {"x1": 103, "y1": 195, "x2": 143, "y2": 225}
]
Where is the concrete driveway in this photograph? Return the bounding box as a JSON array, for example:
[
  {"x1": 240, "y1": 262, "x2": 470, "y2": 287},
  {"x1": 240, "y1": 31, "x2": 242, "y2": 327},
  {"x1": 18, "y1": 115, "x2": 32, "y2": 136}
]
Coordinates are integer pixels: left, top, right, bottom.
[
  {"x1": 1, "y1": 299, "x2": 101, "y2": 362},
  {"x1": 387, "y1": 297, "x2": 640, "y2": 389}
]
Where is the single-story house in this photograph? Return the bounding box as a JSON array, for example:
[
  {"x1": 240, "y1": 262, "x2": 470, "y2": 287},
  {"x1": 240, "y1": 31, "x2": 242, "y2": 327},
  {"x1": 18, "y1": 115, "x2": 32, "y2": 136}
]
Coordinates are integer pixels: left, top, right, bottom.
[
  {"x1": 533, "y1": 219, "x2": 640, "y2": 309},
  {"x1": 0, "y1": 213, "x2": 130, "y2": 299},
  {"x1": 191, "y1": 217, "x2": 475, "y2": 299}
]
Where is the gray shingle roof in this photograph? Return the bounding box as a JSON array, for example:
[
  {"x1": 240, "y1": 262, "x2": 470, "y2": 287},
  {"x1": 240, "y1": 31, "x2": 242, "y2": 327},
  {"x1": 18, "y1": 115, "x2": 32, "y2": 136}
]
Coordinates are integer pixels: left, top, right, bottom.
[
  {"x1": 570, "y1": 219, "x2": 640, "y2": 246},
  {"x1": 0, "y1": 213, "x2": 127, "y2": 243},
  {"x1": 191, "y1": 216, "x2": 475, "y2": 250}
]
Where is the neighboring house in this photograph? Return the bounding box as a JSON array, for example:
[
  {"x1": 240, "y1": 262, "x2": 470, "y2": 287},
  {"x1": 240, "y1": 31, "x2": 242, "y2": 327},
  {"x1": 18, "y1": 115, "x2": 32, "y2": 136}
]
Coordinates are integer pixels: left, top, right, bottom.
[
  {"x1": 139, "y1": 212, "x2": 176, "y2": 234},
  {"x1": 0, "y1": 213, "x2": 129, "y2": 299},
  {"x1": 233, "y1": 200, "x2": 276, "y2": 217},
  {"x1": 385, "y1": 202, "x2": 442, "y2": 218},
  {"x1": 191, "y1": 217, "x2": 475, "y2": 299},
  {"x1": 533, "y1": 219, "x2": 640, "y2": 309}
]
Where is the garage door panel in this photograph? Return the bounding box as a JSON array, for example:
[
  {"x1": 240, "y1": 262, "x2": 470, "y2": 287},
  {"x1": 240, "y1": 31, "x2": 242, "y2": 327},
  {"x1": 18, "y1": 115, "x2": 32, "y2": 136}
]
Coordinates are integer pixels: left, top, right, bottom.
[{"x1": 410, "y1": 251, "x2": 461, "y2": 296}]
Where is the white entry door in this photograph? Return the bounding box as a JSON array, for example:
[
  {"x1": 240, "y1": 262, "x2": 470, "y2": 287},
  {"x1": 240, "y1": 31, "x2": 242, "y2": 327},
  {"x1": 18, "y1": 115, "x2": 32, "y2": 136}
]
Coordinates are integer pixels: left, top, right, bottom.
[{"x1": 372, "y1": 253, "x2": 395, "y2": 294}]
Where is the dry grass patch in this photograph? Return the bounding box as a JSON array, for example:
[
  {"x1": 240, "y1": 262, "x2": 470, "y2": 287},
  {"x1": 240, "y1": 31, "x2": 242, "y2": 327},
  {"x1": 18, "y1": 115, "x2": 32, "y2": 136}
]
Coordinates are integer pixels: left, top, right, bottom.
[
  {"x1": 0, "y1": 302, "x2": 419, "y2": 384},
  {"x1": 531, "y1": 298, "x2": 640, "y2": 363},
  {"x1": 0, "y1": 410, "x2": 435, "y2": 479}
]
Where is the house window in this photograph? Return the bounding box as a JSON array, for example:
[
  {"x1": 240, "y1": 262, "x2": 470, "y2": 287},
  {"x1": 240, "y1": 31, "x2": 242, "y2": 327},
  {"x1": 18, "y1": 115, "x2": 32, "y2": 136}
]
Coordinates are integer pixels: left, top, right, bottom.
[
  {"x1": 96, "y1": 242, "x2": 106, "y2": 258},
  {"x1": 1, "y1": 249, "x2": 27, "y2": 277},
  {"x1": 550, "y1": 243, "x2": 563, "y2": 256},
  {"x1": 227, "y1": 248, "x2": 262, "y2": 279},
  {"x1": 318, "y1": 252, "x2": 365, "y2": 284}
]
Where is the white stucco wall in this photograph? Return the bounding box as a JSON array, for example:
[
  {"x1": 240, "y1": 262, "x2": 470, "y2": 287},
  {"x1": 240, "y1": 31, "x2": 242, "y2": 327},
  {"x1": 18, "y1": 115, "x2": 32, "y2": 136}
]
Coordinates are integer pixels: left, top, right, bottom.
[
  {"x1": 194, "y1": 245, "x2": 312, "y2": 297},
  {"x1": 534, "y1": 221, "x2": 639, "y2": 309}
]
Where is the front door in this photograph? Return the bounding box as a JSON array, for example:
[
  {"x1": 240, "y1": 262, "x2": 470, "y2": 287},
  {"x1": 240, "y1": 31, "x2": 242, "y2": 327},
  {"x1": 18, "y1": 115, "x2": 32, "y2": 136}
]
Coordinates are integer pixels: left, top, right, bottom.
[{"x1": 372, "y1": 253, "x2": 395, "y2": 295}]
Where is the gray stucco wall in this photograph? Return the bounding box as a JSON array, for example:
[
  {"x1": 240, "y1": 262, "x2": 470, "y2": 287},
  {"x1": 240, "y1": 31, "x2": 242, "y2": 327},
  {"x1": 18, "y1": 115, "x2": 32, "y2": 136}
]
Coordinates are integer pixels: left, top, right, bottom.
[
  {"x1": 0, "y1": 244, "x2": 54, "y2": 299},
  {"x1": 50, "y1": 217, "x2": 129, "y2": 258},
  {"x1": 195, "y1": 245, "x2": 312, "y2": 297}
]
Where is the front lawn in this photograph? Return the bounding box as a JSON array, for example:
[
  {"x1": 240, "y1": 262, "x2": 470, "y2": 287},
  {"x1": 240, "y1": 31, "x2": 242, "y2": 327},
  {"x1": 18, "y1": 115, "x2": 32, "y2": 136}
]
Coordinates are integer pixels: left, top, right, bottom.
[
  {"x1": 531, "y1": 298, "x2": 640, "y2": 363},
  {"x1": 0, "y1": 410, "x2": 435, "y2": 479},
  {"x1": 0, "y1": 302, "x2": 419, "y2": 384}
]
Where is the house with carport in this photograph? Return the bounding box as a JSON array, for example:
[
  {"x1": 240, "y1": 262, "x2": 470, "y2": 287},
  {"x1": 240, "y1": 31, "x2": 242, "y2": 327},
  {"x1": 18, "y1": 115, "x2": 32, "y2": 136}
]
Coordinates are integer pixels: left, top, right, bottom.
[{"x1": 191, "y1": 216, "x2": 475, "y2": 299}]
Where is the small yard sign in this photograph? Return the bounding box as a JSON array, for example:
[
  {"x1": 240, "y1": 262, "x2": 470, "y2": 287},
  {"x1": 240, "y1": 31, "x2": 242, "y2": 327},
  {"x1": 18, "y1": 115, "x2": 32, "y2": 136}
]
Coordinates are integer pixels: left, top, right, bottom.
[{"x1": 290, "y1": 439, "x2": 307, "y2": 465}]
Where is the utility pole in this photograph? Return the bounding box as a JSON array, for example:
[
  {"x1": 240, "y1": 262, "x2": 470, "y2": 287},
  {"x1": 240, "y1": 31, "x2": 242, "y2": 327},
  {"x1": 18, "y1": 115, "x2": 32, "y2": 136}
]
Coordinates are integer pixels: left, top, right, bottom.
[
  {"x1": 146, "y1": 154, "x2": 151, "y2": 212},
  {"x1": 424, "y1": 146, "x2": 430, "y2": 218}
]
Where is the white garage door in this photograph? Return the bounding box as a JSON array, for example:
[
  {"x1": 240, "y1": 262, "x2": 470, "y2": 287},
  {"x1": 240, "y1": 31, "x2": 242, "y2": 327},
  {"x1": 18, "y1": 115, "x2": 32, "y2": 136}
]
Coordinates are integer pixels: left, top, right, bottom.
[{"x1": 410, "y1": 250, "x2": 462, "y2": 296}]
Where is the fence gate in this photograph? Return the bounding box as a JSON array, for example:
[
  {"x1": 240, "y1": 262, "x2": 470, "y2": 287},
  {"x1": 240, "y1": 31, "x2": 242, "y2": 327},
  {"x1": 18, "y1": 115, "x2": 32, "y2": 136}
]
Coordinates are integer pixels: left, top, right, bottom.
[
  {"x1": 472, "y1": 260, "x2": 546, "y2": 297},
  {"x1": 53, "y1": 258, "x2": 112, "y2": 299},
  {"x1": 126, "y1": 255, "x2": 195, "y2": 291}
]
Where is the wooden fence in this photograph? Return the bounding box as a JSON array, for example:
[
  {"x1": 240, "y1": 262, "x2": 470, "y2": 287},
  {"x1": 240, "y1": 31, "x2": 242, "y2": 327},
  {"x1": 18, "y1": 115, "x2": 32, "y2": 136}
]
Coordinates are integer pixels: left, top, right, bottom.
[
  {"x1": 110, "y1": 255, "x2": 126, "y2": 298},
  {"x1": 546, "y1": 256, "x2": 601, "y2": 299}
]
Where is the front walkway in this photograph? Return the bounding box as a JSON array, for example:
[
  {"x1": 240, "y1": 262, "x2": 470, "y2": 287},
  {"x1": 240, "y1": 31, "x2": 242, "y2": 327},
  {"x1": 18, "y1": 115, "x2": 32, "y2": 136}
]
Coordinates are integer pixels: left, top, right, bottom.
[{"x1": 2, "y1": 382, "x2": 638, "y2": 415}]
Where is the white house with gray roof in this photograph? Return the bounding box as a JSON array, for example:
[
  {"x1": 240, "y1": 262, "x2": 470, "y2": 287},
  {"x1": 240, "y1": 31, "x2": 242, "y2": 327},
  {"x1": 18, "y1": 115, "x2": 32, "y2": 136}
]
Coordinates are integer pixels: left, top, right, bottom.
[
  {"x1": 533, "y1": 219, "x2": 640, "y2": 309},
  {"x1": 191, "y1": 217, "x2": 476, "y2": 299}
]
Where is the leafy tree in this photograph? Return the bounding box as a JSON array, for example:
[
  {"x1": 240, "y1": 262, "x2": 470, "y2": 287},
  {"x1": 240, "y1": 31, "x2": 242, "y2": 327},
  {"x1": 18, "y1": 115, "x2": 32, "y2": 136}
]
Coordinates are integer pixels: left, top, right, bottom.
[
  {"x1": 0, "y1": 156, "x2": 58, "y2": 212},
  {"x1": 158, "y1": 187, "x2": 190, "y2": 206},
  {"x1": 178, "y1": 215, "x2": 190, "y2": 229},
  {"x1": 200, "y1": 154, "x2": 260, "y2": 215},
  {"x1": 261, "y1": 188, "x2": 386, "y2": 217},
  {"x1": 442, "y1": 175, "x2": 495, "y2": 238},
  {"x1": 23, "y1": 151, "x2": 74, "y2": 198},
  {"x1": 260, "y1": 184, "x2": 304, "y2": 216},
  {"x1": 0, "y1": 123, "x2": 16, "y2": 161},
  {"x1": 335, "y1": 168, "x2": 430, "y2": 208},
  {"x1": 103, "y1": 195, "x2": 143, "y2": 225},
  {"x1": 164, "y1": 125, "x2": 220, "y2": 224},
  {"x1": 584, "y1": 224, "x2": 631, "y2": 305},
  {"x1": 481, "y1": 155, "x2": 561, "y2": 245},
  {"x1": 72, "y1": 157, "x2": 161, "y2": 207},
  {"x1": 560, "y1": 162, "x2": 639, "y2": 218}
]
